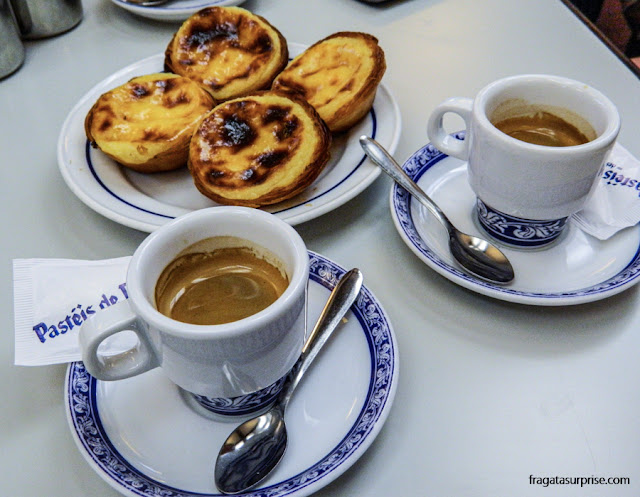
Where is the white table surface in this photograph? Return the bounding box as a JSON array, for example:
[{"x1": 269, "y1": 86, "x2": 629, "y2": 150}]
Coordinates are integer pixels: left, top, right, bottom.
[{"x1": 2, "y1": 0, "x2": 640, "y2": 495}]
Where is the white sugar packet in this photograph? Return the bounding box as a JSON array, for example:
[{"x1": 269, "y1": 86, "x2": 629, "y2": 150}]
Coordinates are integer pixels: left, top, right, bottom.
[
  {"x1": 572, "y1": 143, "x2": 640, "y2": 239},
  {"x1": 13, "y1": 257, "x2": 131, "y2": 366}
]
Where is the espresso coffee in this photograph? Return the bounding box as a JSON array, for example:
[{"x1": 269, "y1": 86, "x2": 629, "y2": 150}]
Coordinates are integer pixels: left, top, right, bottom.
[
  {"x1": 490, "y1": 100, "x2": 596, "y2": 147},
  {"x1": 493, "y1": 111, "x2": 591, "y2": 147},
  {"x1": 155, "y1": 239, "x2": 289, "y2": 325}
]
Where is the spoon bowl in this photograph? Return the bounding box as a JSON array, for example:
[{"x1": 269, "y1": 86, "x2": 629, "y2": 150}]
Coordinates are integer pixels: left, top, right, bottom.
[
  {"x1": 216, "y1": 408, "x2": 287, "y2": 493},
  {"x1": 359, "y1": 136, "x2": 514, "y2": 284},
  {"x1": 215, "y1": 268, "x2": 364, "y2": 494}
]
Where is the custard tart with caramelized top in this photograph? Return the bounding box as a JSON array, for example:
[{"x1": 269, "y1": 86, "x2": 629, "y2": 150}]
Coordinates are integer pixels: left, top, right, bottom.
[
  {"x1": 272, "y1": 32, "x2": 386, "y2": 133},
  {"x1": 165, "y1": 6, "x2": 288, "y2": 101},
  {"x1": 188, "y1": 91, "x2": 331, "y2": 207},
  {"x1": 85, "y1": 73, "x2": 215, "y2": 173}
]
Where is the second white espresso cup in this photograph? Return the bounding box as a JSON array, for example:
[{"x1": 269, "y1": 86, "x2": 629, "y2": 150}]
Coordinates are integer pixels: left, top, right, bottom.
[
  {"x1": 79, "y1": 206, "x2": 309, "y2": 417},
  {"x1": 427, "y1": 74, "x2": 620, "y2": 248}
]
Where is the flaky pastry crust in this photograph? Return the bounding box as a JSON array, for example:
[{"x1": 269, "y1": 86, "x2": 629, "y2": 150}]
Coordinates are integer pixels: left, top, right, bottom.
[
  {"x1": 165, "y1": 6, "x2": 288, "y2": 102},
  {"x1": 188, "y1": 91, "x2": 331, "y2": 207},
  {"x1": 272, "y1": 31, "x2": 386, "y2": 133},
  {"x1": 85, "y1": 73, "x2": 215, "y2": 173}
]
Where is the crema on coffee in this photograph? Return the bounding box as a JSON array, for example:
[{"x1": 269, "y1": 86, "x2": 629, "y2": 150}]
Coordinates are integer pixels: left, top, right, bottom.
[
  {"x1": 490, "y1": 100, "x2": 596, "y2": 147},
  {"x1": 155, "y1": 237, "x2": 289, "y2": 325}
]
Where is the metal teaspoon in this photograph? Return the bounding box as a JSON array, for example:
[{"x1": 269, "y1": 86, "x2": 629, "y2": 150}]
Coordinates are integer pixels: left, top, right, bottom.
[
  {"x1": 214, "y1": 268, "x2": 364, "y2": 494},
  {"x1": 359, "y1": 136, "x2": 515, "y2": 284},
  {"x1": 119, "y1": 0, "x2": 169, "y2": 6}
]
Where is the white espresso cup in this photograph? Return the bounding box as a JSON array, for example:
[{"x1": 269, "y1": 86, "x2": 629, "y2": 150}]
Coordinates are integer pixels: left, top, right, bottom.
[
  {"x1": 79, "y1": 206, "x2": 309, "y2": 417},
  {"x1": 427, "y1": 74, "x2": 620, "y2": 248}
]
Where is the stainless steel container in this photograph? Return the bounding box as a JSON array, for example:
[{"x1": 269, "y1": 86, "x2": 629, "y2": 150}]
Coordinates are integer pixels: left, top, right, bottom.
[
  {"x1": 10, "y1": 0, "x2": 82, "y2": 40},
  {"x1": 0, "y1": 0, "x2": 24, "y2": 78}
]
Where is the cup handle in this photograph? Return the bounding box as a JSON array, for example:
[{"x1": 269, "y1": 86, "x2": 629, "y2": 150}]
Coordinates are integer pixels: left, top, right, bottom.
[
  {"x1": 79, "y1": 300, "x2": 158, "y2": 381},
  {"x1": 426, "y1": 97, "x2": 473, "y2": 160}
]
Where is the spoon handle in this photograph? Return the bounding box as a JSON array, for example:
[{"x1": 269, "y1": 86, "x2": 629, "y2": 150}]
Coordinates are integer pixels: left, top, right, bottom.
[
  {"x1": 359, "y1": 135, "x2": 453, "y2": 231},
  {"x1": 278, "y1": 268, "x2": 363, "y2": 408},
  {"x1": 119, "y1": 0, "x2": 169, "y2": 6}
]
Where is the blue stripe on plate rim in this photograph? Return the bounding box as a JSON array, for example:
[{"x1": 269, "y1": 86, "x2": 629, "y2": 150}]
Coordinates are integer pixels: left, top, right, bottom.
[
  {"x1": 391, "y1": 131, "x2": 640, "y2": 302},
  {"x1": 65, "y1": 250, "x2": 397, "y2": 497},
  {"x1": 84, "y1": 101, "x2": 378, "y2": 221}
]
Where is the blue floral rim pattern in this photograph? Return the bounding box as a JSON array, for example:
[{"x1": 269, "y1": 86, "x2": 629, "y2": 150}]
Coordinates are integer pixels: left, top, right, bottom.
[
  {"x1": 192, "y1": 375, "x2": 287, "y2": 417},
  {"x1": 476, "y1": 199, "x2": 568, "y2": 248},
  {"x1": 391, "y1": 131, "x2": 640, "y2": 302},
  {"x1": 65, "y1": 251, "x2": 397, "y2": 497}
]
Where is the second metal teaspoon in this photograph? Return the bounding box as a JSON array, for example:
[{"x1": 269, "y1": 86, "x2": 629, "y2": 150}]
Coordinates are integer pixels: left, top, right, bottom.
[
  {"x1": 214, "y1": 268, "x2": 364, "y2": 494},
  {"x1": 359, "y1": 136, "x2": 514, "y2": 284},
  {"x1": 119, "y1": 0, "x2": 169, "y2": 6}
]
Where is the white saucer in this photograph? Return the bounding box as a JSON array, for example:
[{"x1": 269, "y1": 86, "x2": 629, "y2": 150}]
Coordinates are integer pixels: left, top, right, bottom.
[
  {"x1": 57, "y1": 45, "x2": 401, "y2": 232},
  {"x1": 110, "y1": 0, "x2": 246, "y2": 22},
  {"x1": 65, "y1": 252, "x2": 398, "y2": 496},
  {"x1": 390, "y1": 138, "x2": 640, "y2": 306}
]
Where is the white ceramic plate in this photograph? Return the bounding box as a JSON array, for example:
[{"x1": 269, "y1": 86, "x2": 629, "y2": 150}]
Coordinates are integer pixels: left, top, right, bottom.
[
  {"x1": 110, "y1": 0, "x2": 246, "y2": 22},
  {"x1": 65, "y1": 251, "x2": 398, "y2": 497},
  {"x1": 390, "y1": 135, "x2": 640, "y2": 306},
  {"x1": 57, "y1": 45, "x2": 401, "y2": 232}
]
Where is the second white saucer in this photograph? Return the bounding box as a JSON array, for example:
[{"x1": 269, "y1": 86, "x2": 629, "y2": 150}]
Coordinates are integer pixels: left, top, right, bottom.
[
  {"x1": 390, "y1": 139, "x2": 640, "y2": 305},
  {"x1": 65, "y1": 252, "x2": 398, "y2": 496}
]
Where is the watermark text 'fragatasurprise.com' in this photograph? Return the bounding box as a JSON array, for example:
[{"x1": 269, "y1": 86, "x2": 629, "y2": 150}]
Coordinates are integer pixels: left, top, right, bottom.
[{"x1": 529, "y1": 474, "x2": 630, "y2": 488}]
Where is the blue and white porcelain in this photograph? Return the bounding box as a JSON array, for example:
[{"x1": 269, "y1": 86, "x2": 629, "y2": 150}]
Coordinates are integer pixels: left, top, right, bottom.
[
  {"x1": 57, "y1": 45, "x2": 401, "y2": 233},
  {"x1": 191, "y1": 375, "x2": 286, "y2": 417},
  {"x1": 79, "y1": 207, "x2": 309, "y2": 403},
  {"x1": 426, "y1": 74, "x2": 620, "y2": 238},
  {"x1": 110, "y1": 0, "x2": 247, "y2": 22},
  {"x1": 389, "y1": 140, "x2": 640, "y2": 306},
  {"x1": 65, "y1": 252, "x2": 398, "y2": 496},
  {"x1": 476, "y1": 199, "x2": 568, "y2": 248}
]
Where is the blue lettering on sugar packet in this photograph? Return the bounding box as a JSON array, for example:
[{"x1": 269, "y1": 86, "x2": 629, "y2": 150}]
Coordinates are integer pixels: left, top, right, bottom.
[
  {"x1": 32, "y1": 283, "x2": 129, "y2": 344},
  {"x1": 602, "y1": 162, "x2": 640, "y2": 196}
]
